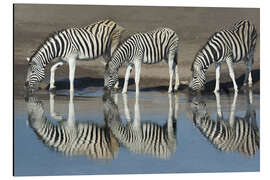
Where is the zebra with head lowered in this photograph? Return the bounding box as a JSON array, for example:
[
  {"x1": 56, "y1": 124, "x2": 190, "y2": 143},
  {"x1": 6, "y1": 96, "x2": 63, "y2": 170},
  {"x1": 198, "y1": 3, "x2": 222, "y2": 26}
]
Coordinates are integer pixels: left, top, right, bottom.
[
  {"x1": 190, "y1": 90, "x2": 259, "y2": 156},
  {"x1": 104, "y1": 27, "x2": 180, "y2": 94},
  {"x1": 25, "y1": 93, "x2": 120, "y2": 160},
  {"x1": 25, "y1": 19, "x2": 125, "y2": 92},
  {"x1": 189, "y1": 19, "x2": 257, "y2": 92}
]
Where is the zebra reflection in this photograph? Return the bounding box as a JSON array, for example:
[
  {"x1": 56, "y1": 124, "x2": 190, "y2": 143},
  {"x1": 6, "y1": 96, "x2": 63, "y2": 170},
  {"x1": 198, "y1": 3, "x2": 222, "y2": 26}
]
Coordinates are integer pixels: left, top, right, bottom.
[
  {"x1": 103, "y1": 93, "x2": 178, "y2": 159},
  {"x1": 191, "y1": 89, "x2": 259, "y2": 156},
  {"x1": 26, "y1": 92, "x2": 119, "y2": 160}
]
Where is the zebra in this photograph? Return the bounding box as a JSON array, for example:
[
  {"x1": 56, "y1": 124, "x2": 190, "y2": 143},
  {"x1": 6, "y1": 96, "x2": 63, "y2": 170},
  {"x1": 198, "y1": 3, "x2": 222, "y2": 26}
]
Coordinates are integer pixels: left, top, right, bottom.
[
  {"x1": 25, "y1": 92, "x2": 120, "y2": 160},
  {"x1": 25, "y1": 19, "x2": 126, "y2": 92},
  {"x1": 190, "y1": 90, "x2": 259, "y2": 156},
  {"x1": 189, "y1": 19, "x2": 257, "y2": 92},
  {"x1": 104, "y1": 27, "x2": 180, "y2": 94},
  {"x1": 103, "y1": 92, "x2": 178, "y2": 159}
]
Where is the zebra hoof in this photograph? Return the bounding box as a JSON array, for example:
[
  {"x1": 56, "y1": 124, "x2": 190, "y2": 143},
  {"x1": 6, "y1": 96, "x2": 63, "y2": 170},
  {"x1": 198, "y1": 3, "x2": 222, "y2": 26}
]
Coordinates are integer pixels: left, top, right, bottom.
[{"x1": 49, "y1": 87, "x2": 56, "y2": 93}]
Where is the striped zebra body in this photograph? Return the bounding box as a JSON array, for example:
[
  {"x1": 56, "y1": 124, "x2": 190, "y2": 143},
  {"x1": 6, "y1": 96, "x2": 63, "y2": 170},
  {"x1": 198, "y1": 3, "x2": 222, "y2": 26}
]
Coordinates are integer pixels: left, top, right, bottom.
[
  {"x1": 104, "y1": 27, "x2": 180, "y2": 93},
  {"x1": 25, "y1": 19, "x2": 125, "y2": 91},
  {"x1": 26, "y1": 95, "x2": 119, "y2": 160},
  {"x1": 189, "y1": 19, "x2": 257, "y2": 92},
  {"x1": 191, "y1": 91, "x2": 259, "y2": 156}
]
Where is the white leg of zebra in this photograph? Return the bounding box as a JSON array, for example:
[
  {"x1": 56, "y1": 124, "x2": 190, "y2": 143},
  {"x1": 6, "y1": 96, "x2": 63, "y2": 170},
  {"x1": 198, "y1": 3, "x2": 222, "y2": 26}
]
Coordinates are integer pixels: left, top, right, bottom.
[
  {"x1": 244, "y1": 56, "x2": 253, "y2": 87},
  {"x1": 122, "y1": 93, "x2": 131, "y2": 122},
  {"x1": 248, "y1": 49, "x2": 254, "y2": 86},
  {"x1": 68, "y1": 58, "x2": 77, "y2": 93},
  {"x1": 168, "y1": 93, "x2": 173, "y2": 131},
  {"x1": 63, "y1": 91, "x2": 76, "y2": 129},
  {"x1": 229, "y1": 92, "x2": 238, "y2": 126},
  {"x1": 134, "y1": 93, "x2": 141, "y2": 129},
  {"x1": 49, "y1": 92, "x2": 64, "y2": 120},
  {"x1": 50, "y1": 61, "x2": 66, "y2": 90},
  {"x1": 214, "y1": 91, "x2": 223, "y2": 120},
  {"x1": 122, "y1": 65, "x2": 133, "y2": 94},
  {"x1": 226, "y1": 57, "x2": 238, "y2": 92},
  {"x1": 113, "y1": 92, "x2": 119, "y2": 105},
  {"x1": 214, "y1": 63, "x2": 221, "y2": 93},
  {"x1": 134, "y1": 59, "x2": 142, "y2": 95},
  {"x1": 174, "y1": 65, "x2": 180, "y2": 91},
  {"x1": 168, "y1": 54, "x2": 174, "y2": 93}
]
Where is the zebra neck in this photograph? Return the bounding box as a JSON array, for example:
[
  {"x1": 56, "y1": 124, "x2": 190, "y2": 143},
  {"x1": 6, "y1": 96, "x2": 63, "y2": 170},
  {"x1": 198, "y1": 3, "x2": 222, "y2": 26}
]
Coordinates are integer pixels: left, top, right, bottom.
[{"x1": 31, "y1": 46, "x2": 58, "y2": 68}]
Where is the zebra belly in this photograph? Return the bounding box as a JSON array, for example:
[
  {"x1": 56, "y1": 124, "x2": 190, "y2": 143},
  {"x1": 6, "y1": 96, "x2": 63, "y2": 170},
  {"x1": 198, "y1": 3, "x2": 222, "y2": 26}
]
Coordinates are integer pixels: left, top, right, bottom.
[
  {"x1": 77, "y1": 53, "x2": 102, "y2": 61},
  {"x1": 142, "y1": 56, "x2": 164, "y2": 64}
]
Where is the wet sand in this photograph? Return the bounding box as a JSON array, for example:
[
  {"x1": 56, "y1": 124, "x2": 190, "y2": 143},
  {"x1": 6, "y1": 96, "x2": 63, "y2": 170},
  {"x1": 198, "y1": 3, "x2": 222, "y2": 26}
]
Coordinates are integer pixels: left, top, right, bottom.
[{"x1": 13, "y1": 4, "x2": 260, "y2": 97}]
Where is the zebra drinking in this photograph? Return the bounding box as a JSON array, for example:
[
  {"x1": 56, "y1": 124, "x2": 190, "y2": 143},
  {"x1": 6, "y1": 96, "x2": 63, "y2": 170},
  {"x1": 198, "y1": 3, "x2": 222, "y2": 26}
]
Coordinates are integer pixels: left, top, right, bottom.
[
  {"x1": 25, "y1": 19, "x2": 125, "y2": 92},
  {"x1": 25, "y1": 92, "x2": 120, "y2": 160},
  {"x1": 104, "y1": 27, "x2": 180, "y2": 94},
  {"x1": 189, "y1": 19, "x2": 257, "y2": 92},
  {"x1": 190, "y1": 90, "x2": 259, "y2": 156}
]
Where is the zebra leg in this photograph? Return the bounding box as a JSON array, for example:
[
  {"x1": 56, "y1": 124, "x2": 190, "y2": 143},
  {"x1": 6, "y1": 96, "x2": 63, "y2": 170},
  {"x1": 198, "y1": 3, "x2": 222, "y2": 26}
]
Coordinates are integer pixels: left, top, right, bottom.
[
  {"x1": 122, "y1": 65, "x2": 133, "y2": 94},
  {"x1": 68, "y1": 58, "x2": 76, "y2": 93},
  {"x1": 229, "y1": 92, "x2": 238, "y2": 126},
  {"x1": 114, "y1": 93, "x2": 119, "y2": 105},
  {"x1": 49, "y1": 61, "x2": 65, "y2": 91},
  {"x1": 122, "y1": 93, "x2": 131, "y2": 122},
  {"x1": 167, "y1": 93, "x2": 177, "y2": 146},
  {"x1": 134, "y1": 93, "x2": 141, "y2": 129},
  {"x1": 66, "y1": 91, "x2": 76, "y2": 128},
  {"x1": 243, "y1": 57, "x2": 253, "y2": 87},
  {"x1": 226, "y1": 58, "x2": 238, "y2": 92},
  {"x1": 168, "y1": 93, "x2": 173, "y2": 131},
  {"x1": 168, "y1": 56, "x2": 174, "y2": 93},
  {"x1": 134, "y1": 60, "x2": 141, "y2": 95},
  {"x1": 114, "y1": 81, "x2": 119, "y2": 90},
  {"x1": 174, "y1": 65, "x2": 180, "y2": 91},
  {"x1": 214, "y1": 91, "x2": 223, "y2": 120},
  {"x1": 248, "y1": 49, "x2": 255, "y2": 86},
  {"x1": 214, "y1": 63, "x2": 221, "y2": 93},
  {"x1": 49, "y1": 92, "x2": 64, "y2": 121}
]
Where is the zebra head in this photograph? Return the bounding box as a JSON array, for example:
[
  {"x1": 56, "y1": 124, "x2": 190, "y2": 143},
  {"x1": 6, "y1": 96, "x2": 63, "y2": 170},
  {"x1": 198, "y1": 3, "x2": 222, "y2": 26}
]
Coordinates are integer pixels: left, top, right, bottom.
[
  {"x1": 25, "y1": 58, "x2": 45, "y2": 91},
  {"x1": 104, "y1": 63, "x2": 118, "y2": 90},
  {"x1": 190, "y1": 97, "x2": 208, "y2": 126},
  {"x1": 189, "y1": 60, "x2": 206, "y2": 91},
  {"x1": 25, "y1": 95, "x2": 46, "y2": 129}
]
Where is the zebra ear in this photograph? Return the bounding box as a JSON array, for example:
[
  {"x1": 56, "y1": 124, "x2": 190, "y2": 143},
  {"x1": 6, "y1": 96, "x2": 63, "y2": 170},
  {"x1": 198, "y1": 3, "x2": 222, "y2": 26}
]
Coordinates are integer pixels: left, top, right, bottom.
[{"x1": 26, "y1": 57, "x2": 30, "y2": 62}]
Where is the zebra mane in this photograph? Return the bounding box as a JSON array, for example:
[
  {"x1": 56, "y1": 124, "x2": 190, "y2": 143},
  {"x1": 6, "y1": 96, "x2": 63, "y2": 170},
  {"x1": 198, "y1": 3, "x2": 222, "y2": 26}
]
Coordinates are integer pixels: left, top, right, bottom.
[
  {"x1": 29, "y1": 28, "x2": 68, "y2": 63},
  {"x1": 191, "y1": 30, "x2": 221, "y2": 72},
  {"x1": 110, "y1": 30, "x2": 135, "y2": 58},
  {"x1": 232, "y1": 18, "x2": 250, "y2": 29}
]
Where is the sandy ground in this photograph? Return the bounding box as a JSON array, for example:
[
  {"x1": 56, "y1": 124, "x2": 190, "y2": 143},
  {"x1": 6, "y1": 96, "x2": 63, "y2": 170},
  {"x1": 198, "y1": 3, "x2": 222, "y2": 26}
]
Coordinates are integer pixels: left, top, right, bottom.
[{"x1": 13, "y1": 4, "x2": 260, "y2": 97}]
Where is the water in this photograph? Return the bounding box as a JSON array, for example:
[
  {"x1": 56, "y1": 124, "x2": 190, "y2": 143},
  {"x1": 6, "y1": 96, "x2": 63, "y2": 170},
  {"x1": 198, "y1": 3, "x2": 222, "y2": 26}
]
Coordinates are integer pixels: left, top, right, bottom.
[{"x1": 14, "y1": 89, "x2": 260, "y2": 176}]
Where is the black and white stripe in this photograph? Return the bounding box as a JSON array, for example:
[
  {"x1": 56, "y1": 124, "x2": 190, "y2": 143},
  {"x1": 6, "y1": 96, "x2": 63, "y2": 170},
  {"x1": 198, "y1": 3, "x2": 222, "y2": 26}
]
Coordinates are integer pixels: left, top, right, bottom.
[
  {"x1": 104, "y1": 27, "x2": 180, "y2": 93},
  {"x1": 26, "y1": 95, "x2": 119, "y2": 160},
  {"x1": 191, "y1": 91, "x2": 259, "y2": 156},
  {"x1": 103, "y1": 93, "x2": 177, "y2": 159},
  {"x1": 25, "y1": 19, "x2": 125, "y2": 91},
  {"x1": 189, "y1": 19, "x2": 257, "y2": 92}
]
